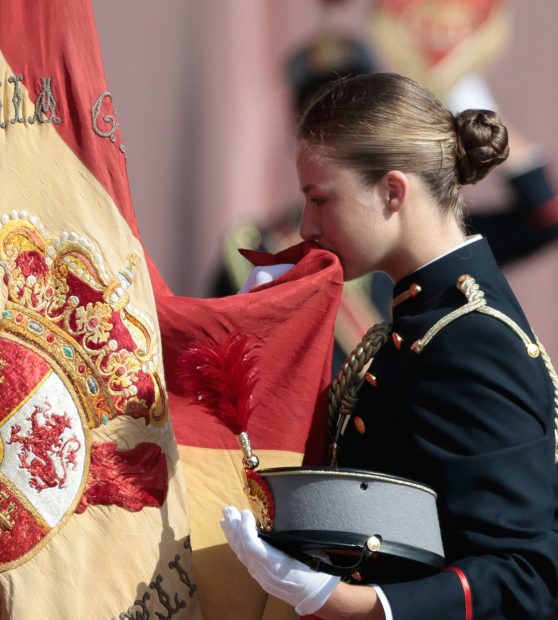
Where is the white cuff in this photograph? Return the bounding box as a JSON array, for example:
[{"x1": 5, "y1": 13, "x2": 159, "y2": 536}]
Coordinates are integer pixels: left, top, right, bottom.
[
  {"x1": 294, "y1": 575, "x2": 340, "y2": 615},
  {"x1": 372, "y1": 585, "x2": 394, "y2": 620}
]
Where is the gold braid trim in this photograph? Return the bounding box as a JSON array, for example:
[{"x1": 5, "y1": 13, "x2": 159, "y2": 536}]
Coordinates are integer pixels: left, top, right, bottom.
[
  {"x1": 328, "y1": 322, "x2": 390, "y2": 465},
  {"x1": 411, "y1": 275, "x2": 541, "y2": 358},
  {"x1": 411, "y1": 275, "x2": 486, "y2": 353},
  {"x1": 411, "y1": 274, "x2": 558, "y2": 463},
  {"x1": 535, "y1": 337, "x2": 558, "y2": 463},
  {"x1": 477, "y1": 306, "x2": 541, "y2": 358}
]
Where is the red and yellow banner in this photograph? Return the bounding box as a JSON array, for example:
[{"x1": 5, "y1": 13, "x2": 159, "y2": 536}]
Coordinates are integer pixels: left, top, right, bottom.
[
  {"x1": 160, "y1": 242, "x2": 343, "y2": 620},
  {"x1": 0, "y1": 1, "x2": 200, "y2": 617},
  {"x1": 0, "y1": 2, "x2": 345, "y2": 619}
]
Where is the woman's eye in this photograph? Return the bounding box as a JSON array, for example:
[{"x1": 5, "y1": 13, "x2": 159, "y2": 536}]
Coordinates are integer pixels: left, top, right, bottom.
[{"x1": 310, "y1": 197, "x2": 325, "y2": 207}]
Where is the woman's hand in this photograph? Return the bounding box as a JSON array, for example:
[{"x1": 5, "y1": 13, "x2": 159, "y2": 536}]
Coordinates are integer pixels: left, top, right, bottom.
[{"x1": 220, "y1": 506, "x2": 340, "y2": 615}]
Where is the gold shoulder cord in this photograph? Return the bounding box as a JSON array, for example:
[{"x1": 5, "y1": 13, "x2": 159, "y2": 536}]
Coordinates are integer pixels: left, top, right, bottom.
[
  {"x1": 328, "y1": 275, "x2": 558, "y2": 464},
  {"x1": 328, "y1": 322, "x2": 390, "y2": 465},
  {"x1": 536, "y1": 338, "x2": 558, "y2": 464},
  {"x1": 411, "y1": 275, "x2": 540, "y2": 358}
]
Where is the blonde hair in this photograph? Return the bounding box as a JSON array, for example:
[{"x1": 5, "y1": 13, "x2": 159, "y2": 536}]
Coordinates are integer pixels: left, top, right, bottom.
[{"x1": 297, "y1": 73, "x2": 509, "y2": 219}]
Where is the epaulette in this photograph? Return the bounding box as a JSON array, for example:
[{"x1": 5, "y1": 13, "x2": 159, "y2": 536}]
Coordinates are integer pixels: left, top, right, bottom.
[
  {"x1": 409, "y1": 275, "x2": 558, "y2": 464},
  {"x1": 410, "y1": 275, "x2": 540, "y2": 358}
]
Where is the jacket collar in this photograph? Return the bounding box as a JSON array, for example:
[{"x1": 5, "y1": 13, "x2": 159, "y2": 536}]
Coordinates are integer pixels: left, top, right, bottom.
[{"x1": 391, "y1": 237, "x2": 497, "y2": 320}]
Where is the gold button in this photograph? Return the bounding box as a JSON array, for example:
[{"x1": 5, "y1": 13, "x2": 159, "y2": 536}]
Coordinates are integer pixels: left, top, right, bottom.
[
  {"x1": 366, "y1": 535, "x2": 382, "y2": 552},
  {"x1": 527, "y1": 343, "x2": 540, "y2": 358},
  {"x1": 353, "y1": 416, "x2": 366, "y2": 434}
]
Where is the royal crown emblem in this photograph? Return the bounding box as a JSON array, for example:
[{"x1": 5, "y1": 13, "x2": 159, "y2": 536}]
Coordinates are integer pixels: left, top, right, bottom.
[{"x1": 0, "y1": 210, "x2": 167, "y2": 570}]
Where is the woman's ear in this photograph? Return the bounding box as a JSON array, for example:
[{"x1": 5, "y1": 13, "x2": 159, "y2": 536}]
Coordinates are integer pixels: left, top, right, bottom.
[{"x1": 382, "y1": 170, "x2": 409, "y2": 213}]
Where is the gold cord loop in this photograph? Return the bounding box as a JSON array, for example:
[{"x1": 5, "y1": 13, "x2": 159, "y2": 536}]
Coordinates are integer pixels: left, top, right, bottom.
[
  {"x1": 535, "y1": 337, "x2": 558, "y2": 463},
  {"x1": 328, "y1": 322, "x2": 390, "y2": 464}
]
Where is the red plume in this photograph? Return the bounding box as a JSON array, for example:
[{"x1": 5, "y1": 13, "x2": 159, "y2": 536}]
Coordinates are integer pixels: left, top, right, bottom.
[{"x1": 175, "y1": 333, "x2": 259, "y2": 435}]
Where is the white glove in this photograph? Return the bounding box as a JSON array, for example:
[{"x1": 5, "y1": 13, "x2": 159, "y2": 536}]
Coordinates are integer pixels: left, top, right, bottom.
[
  {"x1": 221, "y1": 506, "x2": 340, "y2": 615},
  {"x1": 238, "y1": 263, "x2": 295, "y2": 293}
]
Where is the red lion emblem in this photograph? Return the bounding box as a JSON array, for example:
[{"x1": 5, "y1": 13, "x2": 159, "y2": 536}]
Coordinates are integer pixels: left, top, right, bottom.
[{"x1": 8, "y1": 401, "x2": 82, "y2": 492}]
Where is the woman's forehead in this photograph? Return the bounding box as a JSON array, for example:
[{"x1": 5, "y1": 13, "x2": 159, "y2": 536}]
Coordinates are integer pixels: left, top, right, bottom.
[
  {"x1": 295, "y1": 142, "x2": 337, "y2": 168},
  {"x1": 296, "y1": 145, "x2": 366, "y2": 193}
]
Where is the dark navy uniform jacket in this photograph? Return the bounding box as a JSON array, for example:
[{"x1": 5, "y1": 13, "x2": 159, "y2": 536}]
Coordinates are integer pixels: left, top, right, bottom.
[{"x1": 339, "y1": 238, "x2": 558, "y2": 619}]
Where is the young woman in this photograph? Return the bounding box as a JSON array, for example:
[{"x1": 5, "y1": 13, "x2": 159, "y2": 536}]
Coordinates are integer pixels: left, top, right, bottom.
[{"x1": 221, "y1": 73, "x2": 558, "y2": 619}]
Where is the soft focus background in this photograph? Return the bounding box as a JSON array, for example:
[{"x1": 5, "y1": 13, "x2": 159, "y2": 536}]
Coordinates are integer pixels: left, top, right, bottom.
[{"x1": 93, "y1": 0, "x2": 558, "y2": 358}]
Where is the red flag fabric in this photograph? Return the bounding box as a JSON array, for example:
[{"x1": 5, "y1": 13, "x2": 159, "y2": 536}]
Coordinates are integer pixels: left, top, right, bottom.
[
  {"x1": 163, "y1": 241, "x2": 341, "y2": 458},
  {"x1": 159, "y1": 241, "x2": 344, "y2": 619}
]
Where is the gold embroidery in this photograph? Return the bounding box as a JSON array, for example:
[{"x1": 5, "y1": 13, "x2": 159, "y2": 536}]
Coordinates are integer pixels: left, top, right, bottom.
[
  {"x1": 91, "y1": 91, "x2": 125, "y2": 153},
  {"x1": 28, "y1": 76, "x2": 61, "y2": 125},
  {"x1": 0, "y1": 474, "x2": 51, "y2": 536},
  {"x1": 8, "y1": 75, "x2": 24, "y2": 125},
  {"x1": 117, "y1": 538, "x2": 198, "y2": 620},
  {"x1": 0, "y1": 491, "x2": 15, "y2": 531},
  {"x1": 0, "y1": 213, "x2": 165, "y2": 427},
  {"x1": 244, "y1": 473, "x2": 274, "y2": 532}
]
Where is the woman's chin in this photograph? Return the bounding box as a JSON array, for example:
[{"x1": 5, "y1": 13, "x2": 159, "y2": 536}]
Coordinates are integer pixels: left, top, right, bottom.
[{"x1": 342, "y1": 266, "x2": 366, "y2": 282}]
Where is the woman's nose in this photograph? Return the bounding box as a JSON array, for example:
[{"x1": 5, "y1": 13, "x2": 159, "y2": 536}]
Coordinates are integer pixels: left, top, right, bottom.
[{"x1": 299, "y1": 204, "x2": 320, "y2": 241}]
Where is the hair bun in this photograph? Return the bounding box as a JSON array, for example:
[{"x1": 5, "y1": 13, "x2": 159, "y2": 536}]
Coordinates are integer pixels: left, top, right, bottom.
[{"x1": 454, "y1": 109, "x2": 509, "y2": 185}]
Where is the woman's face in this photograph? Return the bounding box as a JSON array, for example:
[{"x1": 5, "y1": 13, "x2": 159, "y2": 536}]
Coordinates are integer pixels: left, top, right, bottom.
[{"x1": 296, "y1": 143, "x2": 395, "y2": 281}]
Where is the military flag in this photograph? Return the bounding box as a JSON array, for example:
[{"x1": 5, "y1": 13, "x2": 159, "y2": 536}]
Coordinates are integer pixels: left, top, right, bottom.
[
  {"x1": 0, "y1": 1, "x2": 202, "y2": 617},
  {"x1": 160, "y1": 242, "x2": 343, "y2": 620},
  {"x1": 0, "y1": 2, "x2": 345, "y2": 619}
]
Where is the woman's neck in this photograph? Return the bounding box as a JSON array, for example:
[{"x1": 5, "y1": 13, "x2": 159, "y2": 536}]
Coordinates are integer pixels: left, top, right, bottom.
[{"x1": 385, "y1": 209, "x2": 467, "y2": 282}]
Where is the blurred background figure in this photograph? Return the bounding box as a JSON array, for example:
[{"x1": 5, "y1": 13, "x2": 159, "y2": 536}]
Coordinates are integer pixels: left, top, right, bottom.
[
  {"x1": 210, "y1": 0, "x2": 558, "y2": 373},
  {"x1": 368, "y1": 0, "x2": 558, "y2": 267}
]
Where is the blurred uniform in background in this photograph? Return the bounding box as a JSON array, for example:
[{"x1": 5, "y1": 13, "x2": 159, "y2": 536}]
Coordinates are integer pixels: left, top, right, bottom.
[{"x1": 212, "y1": 2, "x2": 558, "y2": 372}]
